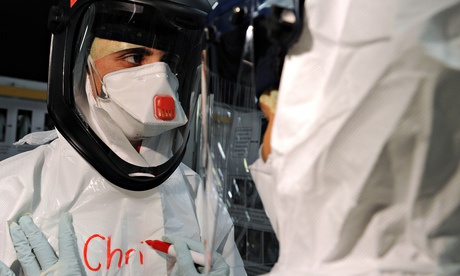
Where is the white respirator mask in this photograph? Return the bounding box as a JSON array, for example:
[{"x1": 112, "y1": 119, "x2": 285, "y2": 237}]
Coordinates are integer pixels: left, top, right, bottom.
[{"x1": 87, "y1": 56, "x2": 188, "y2": 140}]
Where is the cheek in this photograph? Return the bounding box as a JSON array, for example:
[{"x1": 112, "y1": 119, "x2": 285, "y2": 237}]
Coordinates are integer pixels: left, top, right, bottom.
[{"x1": 94, "y1": 59, "x2": 111, "y2": 79}]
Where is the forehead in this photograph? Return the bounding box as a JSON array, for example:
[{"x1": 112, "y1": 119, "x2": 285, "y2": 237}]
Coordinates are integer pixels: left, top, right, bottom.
[{"x1": 90, "y1": 37, "x2": 145, "y2": 60}]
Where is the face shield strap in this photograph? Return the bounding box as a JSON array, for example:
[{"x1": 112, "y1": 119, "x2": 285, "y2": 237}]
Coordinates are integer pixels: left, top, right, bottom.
[{"x1": 87, "y1": 55, "x2": 109, "y2": 99}]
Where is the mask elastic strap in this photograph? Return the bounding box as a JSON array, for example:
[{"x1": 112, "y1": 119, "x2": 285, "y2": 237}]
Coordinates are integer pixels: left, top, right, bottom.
[{"x1": 87, "y1": 55, "x2": 109, "y2": 99}]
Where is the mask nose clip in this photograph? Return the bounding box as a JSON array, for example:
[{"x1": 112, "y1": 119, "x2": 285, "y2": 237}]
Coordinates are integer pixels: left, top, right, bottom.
[{"x1": 154, "y1": 95, "x2": 176, "y2": 120}]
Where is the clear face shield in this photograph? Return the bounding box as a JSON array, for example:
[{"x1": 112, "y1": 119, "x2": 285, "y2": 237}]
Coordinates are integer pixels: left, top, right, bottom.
[
  {"x1": 47, "y1": 0, "x2": 209, "y2": 191},
  {"x1": 199, "y1": 0, "x2": 303, "y2": 272},
  {"x1": 73, "y1": 1, "x2": 193, "y2": 147}
]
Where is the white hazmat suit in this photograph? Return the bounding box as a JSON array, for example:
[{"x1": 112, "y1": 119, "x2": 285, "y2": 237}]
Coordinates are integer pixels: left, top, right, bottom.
[
  {"x1": 250, "y1": 0, "x2": 460, "y2": 275},
  {"x1": 0, "y1": 129, "x2": 245, "y2": 275}
]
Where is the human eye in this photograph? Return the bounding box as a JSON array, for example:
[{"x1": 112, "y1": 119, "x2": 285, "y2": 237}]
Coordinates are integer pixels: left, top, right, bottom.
[
  {"x1": 123, "y1": 53, "x2": 143, "y2": 65},
  {"x1": 119, "y1": 48, "x2": 151, "y2": 66}
]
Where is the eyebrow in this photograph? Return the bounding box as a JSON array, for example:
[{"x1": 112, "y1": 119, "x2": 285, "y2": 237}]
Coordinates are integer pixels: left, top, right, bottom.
[{"x1": 117, "y1": 47, "x2": 154, "y2": 57}]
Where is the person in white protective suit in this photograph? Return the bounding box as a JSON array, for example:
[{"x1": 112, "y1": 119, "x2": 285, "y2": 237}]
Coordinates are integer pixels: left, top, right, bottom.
[
  {"x1": 0, "y1": 0, "x2": 245, "y2": 275},
  {"x1": 251, "y1": 0, "x2": 460, "y2": 275},
  {"x1": 188, "y1": 0, "x2": 460, "y2": 275}
]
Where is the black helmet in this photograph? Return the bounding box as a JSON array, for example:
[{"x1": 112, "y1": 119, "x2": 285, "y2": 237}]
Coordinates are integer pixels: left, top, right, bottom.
[
  {"x1": 47, "y1": 0, "x2": 211, "y2": 191},
  {"x1": 204, "y1": 0, "x2": 304, "y2": 102}
]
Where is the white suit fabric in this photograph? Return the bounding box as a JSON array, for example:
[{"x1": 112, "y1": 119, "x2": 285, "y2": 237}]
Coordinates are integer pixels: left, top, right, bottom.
[
  {"x1": 0, "y1": 130, "x2": 245, "y2": 275},
  {"x1": 250, "y1": 0, "x2": 460, "y2": 275}
]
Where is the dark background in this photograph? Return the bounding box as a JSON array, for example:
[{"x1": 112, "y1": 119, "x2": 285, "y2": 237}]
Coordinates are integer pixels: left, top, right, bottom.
[{"x1": 1, "y1": 0, "x2": 59, "y2": 83}]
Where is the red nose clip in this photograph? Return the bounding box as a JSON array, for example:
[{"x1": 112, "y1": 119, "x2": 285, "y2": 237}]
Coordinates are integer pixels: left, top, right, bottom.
[{"x1": 154, "y1": 95, "x2": 175, "y2": 120}]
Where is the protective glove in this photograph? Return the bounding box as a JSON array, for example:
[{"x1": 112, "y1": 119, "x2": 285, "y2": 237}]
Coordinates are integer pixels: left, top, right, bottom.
[
  {"x1": 8, "y1": 212, "x2": 85, "y2": 275},
  {"x1": 0, "y1": 261, "x2": 15, "y2": 276},
  {"x1": 162, "y1": 234, "x2": 230, "y2": 276}
]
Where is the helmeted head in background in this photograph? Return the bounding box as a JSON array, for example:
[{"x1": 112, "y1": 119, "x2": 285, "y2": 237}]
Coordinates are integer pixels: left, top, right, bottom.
[
  {"x1": 47, "y1": 0, "x2": 211, "y2": 191},
  {"x1": 200, "y1": 0, "x2": 305, "y2": 166},
  {"x1": 204, "y1": 0, "x2": 304, "y2": 101},
  {"x1": 200, "y1": 0, "x2": 305, "y2": 176}
]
